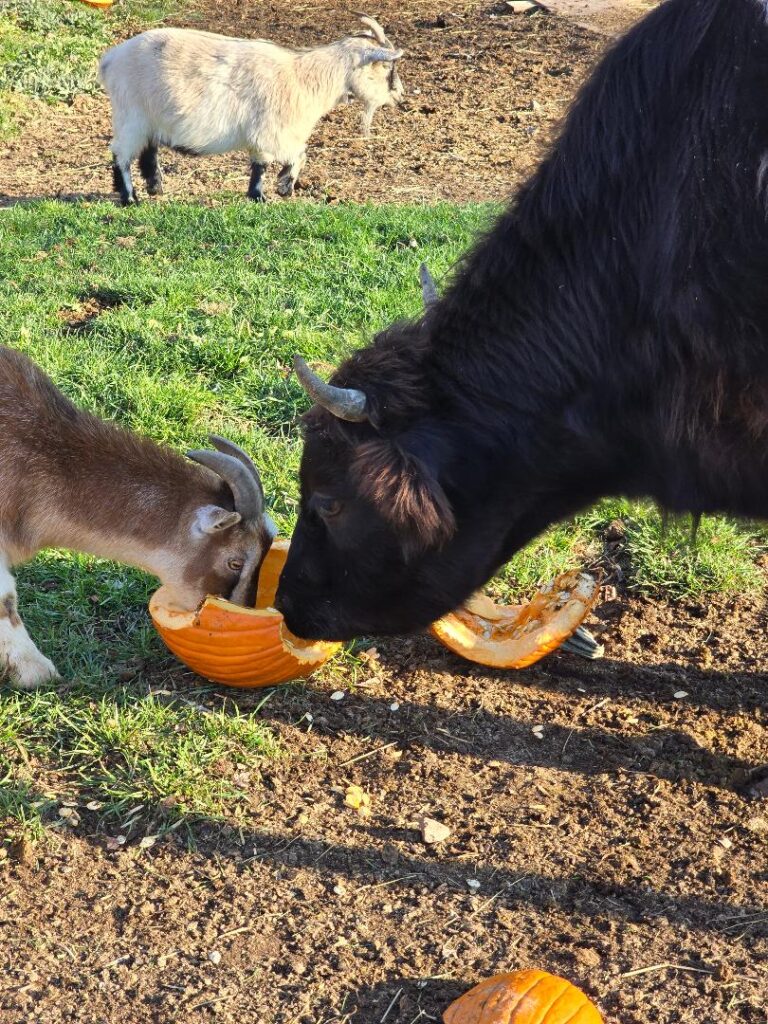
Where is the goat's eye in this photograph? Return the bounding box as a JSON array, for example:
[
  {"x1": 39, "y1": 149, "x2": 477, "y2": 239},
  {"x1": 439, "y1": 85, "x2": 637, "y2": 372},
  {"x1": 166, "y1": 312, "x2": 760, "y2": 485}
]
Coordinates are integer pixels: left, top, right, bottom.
[
  {"x1": 316, "y1": 496, "x2": 342, "y2": 519},
  {"x1": 227, "y1": 558, "x2": 244, "y2": 572}
]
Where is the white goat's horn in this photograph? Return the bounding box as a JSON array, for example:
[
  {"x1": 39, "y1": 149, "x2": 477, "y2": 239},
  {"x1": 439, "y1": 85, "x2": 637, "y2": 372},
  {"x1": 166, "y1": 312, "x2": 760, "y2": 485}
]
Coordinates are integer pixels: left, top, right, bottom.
[
  {"x1": 358, "y1": 15, "x2": 389, "y2": 45},
  {"x1": 358, "y1": 46, "x2": 403, "y2": 67},
  {"x1": 419, "y1": 263, "x2": 439, "y2": 308},
  {"x1": 293, "y1": 355, "x2": 369, "y2": 423}
]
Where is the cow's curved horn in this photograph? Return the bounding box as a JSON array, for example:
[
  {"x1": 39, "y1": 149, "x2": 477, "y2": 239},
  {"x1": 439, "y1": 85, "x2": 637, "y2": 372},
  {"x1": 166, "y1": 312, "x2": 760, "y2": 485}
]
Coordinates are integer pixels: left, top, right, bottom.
[
  {"x1": 358, "y1": 14, "x2": 389, "y2": 45},
  {"x1": 358, "y1": 46, "x2": 403, "y2": 67},
  {"x1": 187, "y1": 447, "x2": 263, "y2": 520},
  {"x1": 293, "y1": 355, "x2": 369, "y2": 423},
  {"x1": 419, "y1": 263, "x2": 438, "y2": 308}
]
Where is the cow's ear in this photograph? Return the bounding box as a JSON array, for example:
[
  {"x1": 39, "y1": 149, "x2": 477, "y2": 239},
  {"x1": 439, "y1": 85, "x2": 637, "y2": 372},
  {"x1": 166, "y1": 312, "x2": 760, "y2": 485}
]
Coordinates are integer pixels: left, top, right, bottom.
[{"x1": 352, "y1": 439, "x2": 455, "y2": 554}]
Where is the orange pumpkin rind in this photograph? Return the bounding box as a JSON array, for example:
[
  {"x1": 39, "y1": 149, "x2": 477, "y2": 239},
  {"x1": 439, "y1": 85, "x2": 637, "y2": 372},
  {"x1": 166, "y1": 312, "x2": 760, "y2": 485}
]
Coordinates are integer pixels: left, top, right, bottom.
[
  {"x1": 149, "y1": 539, "x2": 340, "y2": 688},
  {"x1": 430, "y1": 570, "x2": 600, "y2": 670},
  {"x1": 443, "y1": 969, "x2": 603, "y2": 1024}
]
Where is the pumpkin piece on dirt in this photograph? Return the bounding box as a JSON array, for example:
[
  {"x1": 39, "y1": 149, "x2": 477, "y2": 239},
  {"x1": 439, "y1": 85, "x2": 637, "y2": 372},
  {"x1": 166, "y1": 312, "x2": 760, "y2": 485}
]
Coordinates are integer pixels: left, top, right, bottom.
[
  {"x1": 149, "y1": 538, "x2": 340, "y2": 688},
  {"x1": 443, "y1": 970, "x2": 603, "y2": 1024},
  {"x1": 430, "y1": 570, "x2": 600, "y2": 669}
]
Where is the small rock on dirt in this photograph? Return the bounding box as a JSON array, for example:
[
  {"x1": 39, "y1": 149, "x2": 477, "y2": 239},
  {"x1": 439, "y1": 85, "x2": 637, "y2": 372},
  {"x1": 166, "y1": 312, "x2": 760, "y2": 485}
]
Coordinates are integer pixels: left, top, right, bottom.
[{"x1": 418, "y1": 817, "x2": 452, "y2": 845}]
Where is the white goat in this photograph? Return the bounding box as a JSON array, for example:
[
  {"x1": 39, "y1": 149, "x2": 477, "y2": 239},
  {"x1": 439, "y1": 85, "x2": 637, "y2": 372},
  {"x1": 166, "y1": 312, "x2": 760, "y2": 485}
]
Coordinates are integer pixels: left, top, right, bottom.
[
  {"x1": 98, "y1": 15, "x2": 404, "y2": 205},
  {"x1": 0, "y1": 345, "x2": 275, "y2": 689}
]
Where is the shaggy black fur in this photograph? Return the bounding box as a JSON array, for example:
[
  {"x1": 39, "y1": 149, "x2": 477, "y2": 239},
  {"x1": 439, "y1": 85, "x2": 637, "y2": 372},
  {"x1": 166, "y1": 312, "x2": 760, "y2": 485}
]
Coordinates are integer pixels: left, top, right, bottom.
[{"x1": 278, "y1": 0, "x2": 768, "y2": 641}]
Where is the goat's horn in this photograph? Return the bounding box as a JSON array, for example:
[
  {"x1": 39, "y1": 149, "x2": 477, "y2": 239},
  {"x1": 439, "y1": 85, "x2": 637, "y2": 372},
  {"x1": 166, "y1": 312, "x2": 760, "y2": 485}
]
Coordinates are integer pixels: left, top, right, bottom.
[
  {"x1": 293, "y1": 355, "x2": 369, "y2": 423},
  {"x1": 187, "y1": 448, "x2": 263, "y2": 521},
  {"x1": 358, "y1": 46, "x2": 403, "y2": 67},
  {"x1": 358, "y1": 14, "x2": 389, "y2": 45},
  {"x1": 419, "y1": 263, "x2": 438, "y2": 308},
  {"x1": 208, "y1": 434, "x2": 265, "y2": 504}
]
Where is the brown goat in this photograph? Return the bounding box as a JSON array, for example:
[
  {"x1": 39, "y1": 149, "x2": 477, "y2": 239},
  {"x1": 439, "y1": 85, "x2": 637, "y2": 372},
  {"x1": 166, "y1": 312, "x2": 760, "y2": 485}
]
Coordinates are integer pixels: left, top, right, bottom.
[{"x1": 0, "y1": 345, "x2": 274, "y2": 689}]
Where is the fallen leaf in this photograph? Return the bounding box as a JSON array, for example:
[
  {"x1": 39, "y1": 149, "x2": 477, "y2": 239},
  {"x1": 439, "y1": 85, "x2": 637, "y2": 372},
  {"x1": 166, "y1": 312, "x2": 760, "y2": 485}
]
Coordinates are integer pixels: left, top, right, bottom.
[
  {"x1": 344, "y1": 784, "x2": 372, "y2": 815},
  {"x1": 506, "y1": 0, "x2": 538, "y2": 10},
  {"x1": 139, "y1": 835, "x2": 158, "y2": 850}
]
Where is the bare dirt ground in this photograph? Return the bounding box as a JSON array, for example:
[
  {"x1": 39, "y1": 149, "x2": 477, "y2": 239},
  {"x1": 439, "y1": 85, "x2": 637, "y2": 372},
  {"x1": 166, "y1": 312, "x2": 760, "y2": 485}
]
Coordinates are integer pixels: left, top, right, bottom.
[
  {"x1": 4, "y1": 590, "x2": 768, "y2": 1024},
  {"x1": 0, "y1": 0, "x2": 651, "y2": 206}
]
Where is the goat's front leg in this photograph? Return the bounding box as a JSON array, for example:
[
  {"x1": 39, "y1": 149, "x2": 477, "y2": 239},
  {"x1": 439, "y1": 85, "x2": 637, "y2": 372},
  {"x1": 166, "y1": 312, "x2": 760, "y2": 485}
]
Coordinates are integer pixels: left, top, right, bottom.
[
  {"x1": 0, "y1": 563, "x2": 59, "y2": 690},
  {"x1": 276, "y1": 151, "x2": 306, "y2": 198},
  {"x1": 247, "y1": 158, "x2": 268, "y2": 203}
]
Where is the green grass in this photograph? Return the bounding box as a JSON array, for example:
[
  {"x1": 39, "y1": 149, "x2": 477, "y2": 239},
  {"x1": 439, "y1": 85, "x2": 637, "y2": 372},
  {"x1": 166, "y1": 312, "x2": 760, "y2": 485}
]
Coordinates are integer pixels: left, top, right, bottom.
[
  {"x1": 0, "y1": 199, "x2": 765, "y2": 843},
  {"x1": 0, "y1": 0, "x2": 181, "y2": 135}
]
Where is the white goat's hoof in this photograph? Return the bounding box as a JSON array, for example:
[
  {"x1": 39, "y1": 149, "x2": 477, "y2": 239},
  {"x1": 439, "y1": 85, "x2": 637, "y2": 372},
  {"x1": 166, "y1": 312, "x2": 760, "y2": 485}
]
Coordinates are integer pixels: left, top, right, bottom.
[{"x1": 5, "y1": 651, "x2": 60, "y2": 690}]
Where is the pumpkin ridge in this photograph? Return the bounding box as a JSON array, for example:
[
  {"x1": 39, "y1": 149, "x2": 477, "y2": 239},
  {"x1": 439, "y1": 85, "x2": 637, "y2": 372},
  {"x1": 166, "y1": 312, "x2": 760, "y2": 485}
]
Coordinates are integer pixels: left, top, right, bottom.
[
  {"x1": 557, "y1": 1002, "x2": 591, "y2": 1024},
  {"x1": 533, "y1": 981, "x2": 582, "y2": 1024},
  {"x1": 508, "y1": 972, "x2": 549, "y2": 1015}
]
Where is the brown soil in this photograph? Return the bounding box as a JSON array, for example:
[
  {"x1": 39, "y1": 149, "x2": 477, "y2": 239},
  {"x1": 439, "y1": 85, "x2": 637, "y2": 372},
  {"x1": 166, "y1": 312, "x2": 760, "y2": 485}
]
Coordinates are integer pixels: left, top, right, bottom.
[
  {"x1": 0, "y1": 1, "x2": 625, "y2": 206},
  {"x1": 4, "y1": 592, "x2": 768, "y2": 1024}
]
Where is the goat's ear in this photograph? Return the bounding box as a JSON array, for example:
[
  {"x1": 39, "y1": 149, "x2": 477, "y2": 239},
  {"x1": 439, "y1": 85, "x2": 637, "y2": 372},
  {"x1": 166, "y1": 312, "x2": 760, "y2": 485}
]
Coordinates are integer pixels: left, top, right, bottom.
[
  {"x1": 352, "y1": 439, "x2": 455, "y2": 555},
  {"x1": 192, "y1": 506, "x2": 242, "y2": 537}
]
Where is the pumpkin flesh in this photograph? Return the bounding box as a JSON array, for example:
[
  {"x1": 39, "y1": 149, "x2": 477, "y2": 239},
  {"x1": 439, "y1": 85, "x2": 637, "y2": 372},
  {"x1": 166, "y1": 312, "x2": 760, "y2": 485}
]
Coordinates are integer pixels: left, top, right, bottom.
[
  {"x1": 430, "y1": 570, "x2": 599, "y2": 669},
  {"x1": 149, "y1": 539, "x2": 340, "y2": 687}
]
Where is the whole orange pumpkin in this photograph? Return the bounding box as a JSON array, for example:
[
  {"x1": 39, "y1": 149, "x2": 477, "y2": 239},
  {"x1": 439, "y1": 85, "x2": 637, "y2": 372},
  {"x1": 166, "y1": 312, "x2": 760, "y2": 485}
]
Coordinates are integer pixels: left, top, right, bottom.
[
  {"x1": 443, "y1": 970, "x2": 603, "y2": 1024},
  {"x1": 149, "y1": 538, "x2": 339, "y2": 688}
]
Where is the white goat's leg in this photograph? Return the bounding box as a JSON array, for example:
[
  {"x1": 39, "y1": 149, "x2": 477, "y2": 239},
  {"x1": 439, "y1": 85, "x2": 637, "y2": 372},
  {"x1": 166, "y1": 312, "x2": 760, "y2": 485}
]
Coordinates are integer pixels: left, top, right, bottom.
[
  {"x1": 109, "y1": 113, "x2": 147, "y2": 206},
  {"x1": 247, "y1": 153, "x2": 269, "y2": 203},
  {"x1": 276, "y1": 151, "x2": 306, "y2": 198},
  {"x1": 0, "y1": 563, "x2": 59, "y2": 690}
]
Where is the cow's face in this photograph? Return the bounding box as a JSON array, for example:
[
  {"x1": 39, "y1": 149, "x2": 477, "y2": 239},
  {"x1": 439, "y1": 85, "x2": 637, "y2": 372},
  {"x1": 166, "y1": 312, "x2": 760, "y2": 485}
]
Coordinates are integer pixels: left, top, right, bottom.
[{"x1": 275, "y1": 413, "x2": 503, "y2": 641}]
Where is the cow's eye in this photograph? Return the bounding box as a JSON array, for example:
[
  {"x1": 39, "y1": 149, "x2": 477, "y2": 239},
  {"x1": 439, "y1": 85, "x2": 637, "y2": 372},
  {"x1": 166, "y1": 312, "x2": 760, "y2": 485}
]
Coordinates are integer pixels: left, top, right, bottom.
[
  {"x1": 227, "y1": 558, "x2": 244, "y2": 572},
  {"x1": 316, "y1": 496, "x2": 342, "y2": 519}
]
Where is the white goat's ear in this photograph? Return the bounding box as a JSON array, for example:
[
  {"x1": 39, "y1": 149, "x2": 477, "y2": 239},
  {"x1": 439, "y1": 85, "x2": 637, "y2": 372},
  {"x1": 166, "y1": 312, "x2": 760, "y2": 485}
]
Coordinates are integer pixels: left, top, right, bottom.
[{"x1": 192, "y1": 506, "x2": 242, "y2": 536}]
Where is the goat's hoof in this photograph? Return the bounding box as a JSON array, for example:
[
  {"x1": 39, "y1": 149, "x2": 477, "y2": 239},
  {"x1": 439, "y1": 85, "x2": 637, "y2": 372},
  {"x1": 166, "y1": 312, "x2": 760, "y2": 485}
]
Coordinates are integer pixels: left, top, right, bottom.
[
  {"x1": 276, "y1": 180, "x2": 295, "y2": 198},
  {"x1": 120, "y1": 193, "x2": 139, "y2": 207},
  {"x1": 5, "y1": 652, "x2": 60, "y2": 691},
  {"x1": 146, "y1": 183, "x2": 163, "y2": 197},
  {"x1": 248, "y1": 191, "x2": 267, "y2": 204}
]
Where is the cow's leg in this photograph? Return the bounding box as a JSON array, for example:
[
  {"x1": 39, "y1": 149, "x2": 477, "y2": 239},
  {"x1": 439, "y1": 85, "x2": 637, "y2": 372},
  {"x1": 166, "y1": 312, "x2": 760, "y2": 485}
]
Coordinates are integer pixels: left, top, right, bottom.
[
  {"x1": 138, "y1": 143, "x2": 163, "y2": 196},
  {"x1": 247, "y1": 158, "x2": 268, "y2": 203},
  {"x1": 0, "y1": 563, "x2": 59, "y2": 690},
  {"x1": 276, "y1": 151, "x2": 306, "y2": 198}
]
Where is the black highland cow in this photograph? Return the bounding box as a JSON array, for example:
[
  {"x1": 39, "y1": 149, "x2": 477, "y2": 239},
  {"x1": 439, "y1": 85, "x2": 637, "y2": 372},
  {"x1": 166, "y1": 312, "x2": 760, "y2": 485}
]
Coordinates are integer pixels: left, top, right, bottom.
[{"x1": 277, "y1": 0, "x2": 768, "y2": 642}]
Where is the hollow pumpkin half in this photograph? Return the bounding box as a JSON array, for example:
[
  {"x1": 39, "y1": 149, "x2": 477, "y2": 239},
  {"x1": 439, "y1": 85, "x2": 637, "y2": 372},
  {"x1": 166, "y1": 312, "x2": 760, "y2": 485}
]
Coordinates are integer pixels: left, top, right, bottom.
[
  {"x1": 430, "y1": 570, "x2": 599, "y2": 670},
  {"x1": 149, "y1": 539, "x2": 340, "y2": 688},
  {"x1": 443, "y1": 969, "x2": 603, "y2": 1024}
]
